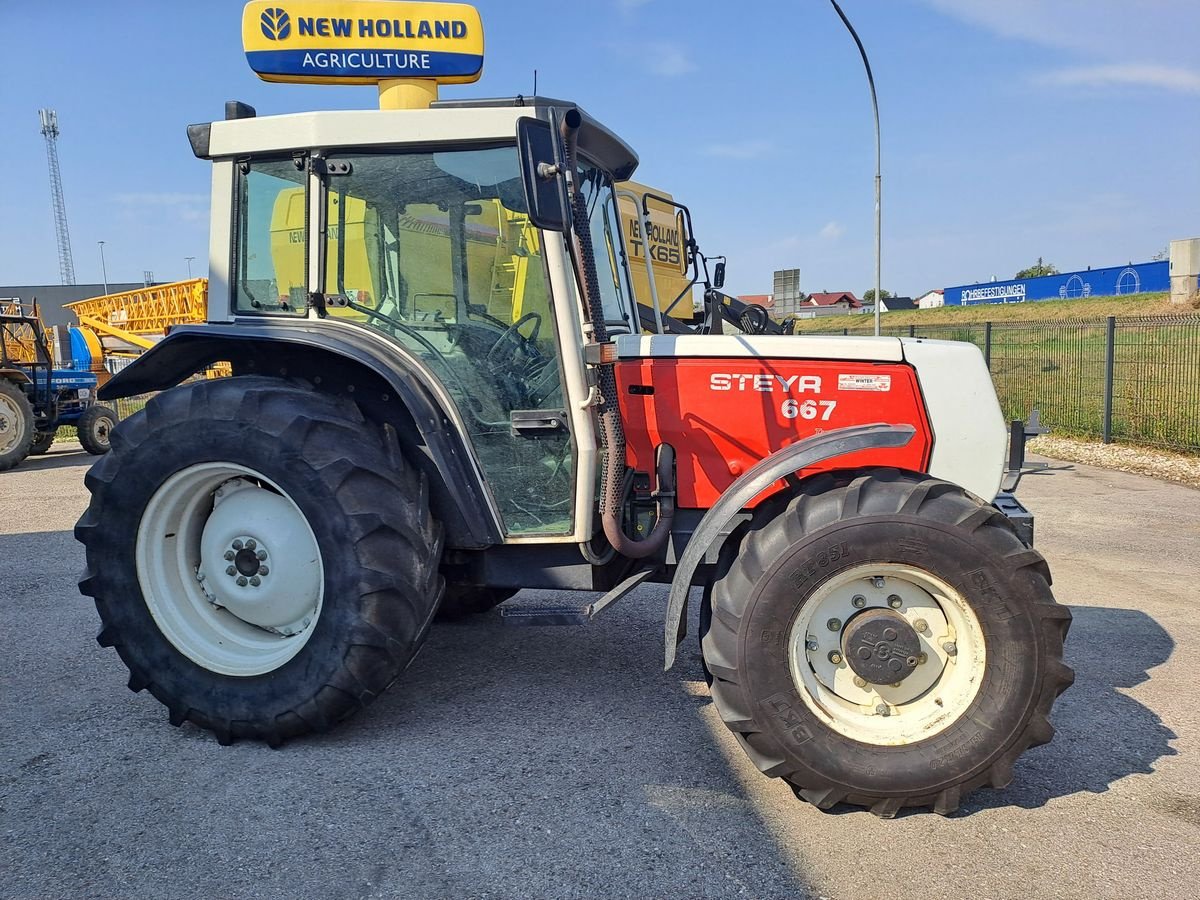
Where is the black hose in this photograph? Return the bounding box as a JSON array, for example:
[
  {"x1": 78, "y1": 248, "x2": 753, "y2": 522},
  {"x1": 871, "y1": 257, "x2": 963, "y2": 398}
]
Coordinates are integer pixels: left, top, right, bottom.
[{"x1": 561, "y1": 110, "x2": 674, "y2": 559}]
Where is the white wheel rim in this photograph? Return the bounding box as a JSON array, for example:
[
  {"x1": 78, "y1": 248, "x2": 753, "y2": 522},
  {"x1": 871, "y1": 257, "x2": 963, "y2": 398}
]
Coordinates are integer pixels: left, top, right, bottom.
[
  {"x1": 0, "y1": 393, "x2": 25, "y2": 454},
  {"x1": 787, "y1": 563, "x2": 986, "y2": 745},
  {"x1": 136, "y1": 462, "x2": 324, "y2": 676}
]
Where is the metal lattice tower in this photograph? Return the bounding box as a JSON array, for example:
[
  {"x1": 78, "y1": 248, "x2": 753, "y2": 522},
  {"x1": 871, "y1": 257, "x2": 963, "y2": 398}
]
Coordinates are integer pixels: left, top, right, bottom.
[{"x1": 38, "y1": 109, "x2": 76, "y2": 285}]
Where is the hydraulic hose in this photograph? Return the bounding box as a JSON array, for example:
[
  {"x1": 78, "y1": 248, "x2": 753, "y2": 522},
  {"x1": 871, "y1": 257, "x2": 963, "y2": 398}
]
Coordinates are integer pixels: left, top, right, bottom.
[{"x1": 561, "y1": 109, "x2": 674, "y2": 559}]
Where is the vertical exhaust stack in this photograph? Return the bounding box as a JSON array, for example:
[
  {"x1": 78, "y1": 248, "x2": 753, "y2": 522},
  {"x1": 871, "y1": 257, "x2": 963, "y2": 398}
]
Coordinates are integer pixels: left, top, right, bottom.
[{"x1": 561, "y1": 109, "x2": 674, "y2": 559}]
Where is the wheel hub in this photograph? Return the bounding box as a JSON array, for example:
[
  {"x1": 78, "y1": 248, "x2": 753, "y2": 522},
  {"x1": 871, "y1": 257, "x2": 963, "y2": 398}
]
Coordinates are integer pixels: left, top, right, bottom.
[
  {"x1": 787, "y1": 563, "x2": 986, "y2": 745},
  {"x1": 842, "y1": 608, "x2": 922, "y2": 685},
  {"x1": 197, "y1": 478, "x2": 321, "y2": 635}
]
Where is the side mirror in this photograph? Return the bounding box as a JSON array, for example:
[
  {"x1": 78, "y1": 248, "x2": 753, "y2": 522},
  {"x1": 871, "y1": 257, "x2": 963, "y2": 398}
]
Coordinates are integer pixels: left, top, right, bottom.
[
  {"x1": 517, "y1": 117, "x2": 569, "y2": 232},
  {"x1": 713, "y1": 261, "x2": 726, "y2": 289},
  {"x1": 674, "y1": 209, "x2": 689, "y2": 276}
]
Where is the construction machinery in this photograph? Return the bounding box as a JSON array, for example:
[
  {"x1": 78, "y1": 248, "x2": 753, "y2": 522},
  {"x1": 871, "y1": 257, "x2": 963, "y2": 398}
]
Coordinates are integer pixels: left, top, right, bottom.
[
  {"x1": 75, "y1": 1, "x2": 1071, "y2": 817},
  {"x1": 1, "y1": 299, "x2": 116, "y2": 470},
  {"x1": 65, "y1": 279, "x2": 210, "y2": 375}
]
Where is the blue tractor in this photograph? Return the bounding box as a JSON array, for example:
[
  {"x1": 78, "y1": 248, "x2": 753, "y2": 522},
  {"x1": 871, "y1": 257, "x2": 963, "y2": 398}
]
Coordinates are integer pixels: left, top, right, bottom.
[{"x1": 0, "y1": 299, "x2": 116, "y2": 471}]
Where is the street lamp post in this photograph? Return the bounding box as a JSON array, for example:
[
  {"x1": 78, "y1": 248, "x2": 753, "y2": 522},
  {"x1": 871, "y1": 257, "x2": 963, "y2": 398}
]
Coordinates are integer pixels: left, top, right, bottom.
[
  {"x1": 98, "y1": 241, "x2": 109, "y2": 295},
  {"x1": 185, "y1": 256, "x2": 195, "y2": 279},
  {"x1": 829, "y1": 0, "x2": 882, "y2": 337}
]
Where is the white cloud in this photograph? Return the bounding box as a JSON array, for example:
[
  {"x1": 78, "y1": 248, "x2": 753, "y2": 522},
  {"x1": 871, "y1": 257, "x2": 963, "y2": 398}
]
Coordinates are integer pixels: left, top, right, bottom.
[
  {"x1": 646, "y1": 41, "x2": 695, "y2": 77},
  {"x1": 920, "y1": 0, "x2": 1199, "y2": 58},
  {"x1": 702, "y1": 139, "x2": 774, "y2": 160},
  {"x1": 113, "y1": 192, "x2": 208, "y2": 224},
  {"x1": 1033, "y1": 64, "x2": 1200, "y2": 95},
  {"x1": 819, "y1": 221, "x2": 845, "y2": 240}
]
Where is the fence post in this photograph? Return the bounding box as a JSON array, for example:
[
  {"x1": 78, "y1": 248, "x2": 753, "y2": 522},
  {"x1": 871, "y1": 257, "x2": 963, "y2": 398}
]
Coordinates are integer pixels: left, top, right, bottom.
[
  {"x1": 984, "y1": 322, "x2": 992, "y2": 370},
  {"x1": 843, "y1": 327, "x2": 848, "y2": 336},
  {"x1": 908, "y1": 324, "x2": 916, "y2": 338},
  {"x1": 1103, "y1": 316, "x2": 1116, "y2": 443}
]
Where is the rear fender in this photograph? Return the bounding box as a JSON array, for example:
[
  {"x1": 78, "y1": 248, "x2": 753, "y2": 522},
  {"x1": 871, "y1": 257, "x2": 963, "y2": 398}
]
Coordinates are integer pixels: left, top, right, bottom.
[
  {"x1": 663, "y1": 423, "x2": 916, "y2": 670},
  {"x1": 99, "y1": 322, "x2": 503, "y2": 548},
  {"x1": 0, "y1": 368, "x2": 32, "y2": 385}
]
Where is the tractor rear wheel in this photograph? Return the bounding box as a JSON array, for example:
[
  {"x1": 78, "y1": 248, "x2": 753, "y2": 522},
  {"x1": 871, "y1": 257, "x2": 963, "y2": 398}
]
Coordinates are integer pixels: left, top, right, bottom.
[
  {"x1": 76, "y1": 376, "x2": 444, "y2": 745},
  {"x1": 29, "y1": 430, "x2": 56, "y2": 455},
  {"x1": 77, "y1": 403, "x2": 117, "y2": 455},
  {"x1": 703, "y1": 469, "x2": 1073, "y2": 817},
  {"x1": 0, "y1": 379, "x2": 34, "y2": 471}
]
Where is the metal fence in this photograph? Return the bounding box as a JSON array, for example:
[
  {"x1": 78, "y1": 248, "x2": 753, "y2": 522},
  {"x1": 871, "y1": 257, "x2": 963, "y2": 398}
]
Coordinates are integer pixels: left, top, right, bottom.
[{"x1": 801, "y1": 315, "x2": 1200, "y2": 453}]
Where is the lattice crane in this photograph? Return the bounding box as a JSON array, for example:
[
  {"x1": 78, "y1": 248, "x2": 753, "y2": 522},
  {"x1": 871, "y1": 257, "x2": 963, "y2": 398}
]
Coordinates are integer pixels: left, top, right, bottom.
[{"x1": 39, "y1": 108, "x2": 76, "y2": 285}]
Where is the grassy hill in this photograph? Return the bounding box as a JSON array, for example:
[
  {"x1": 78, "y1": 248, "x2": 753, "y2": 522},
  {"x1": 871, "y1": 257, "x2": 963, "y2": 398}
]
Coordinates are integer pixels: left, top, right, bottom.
[{"x1": 801, "y1": 292, "x2": 1192, "y2": 334}]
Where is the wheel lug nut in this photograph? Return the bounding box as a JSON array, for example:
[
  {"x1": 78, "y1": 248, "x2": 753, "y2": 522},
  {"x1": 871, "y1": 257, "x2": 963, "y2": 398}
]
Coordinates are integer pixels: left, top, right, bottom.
[
  {"x1": 232, "y1": 539, "x2": 243, "y2": 551},
  {"x1": 876, "y1": 704, "x2": 889, "y2": 716},
  {"x1": 828, "y1": 651, "x2": 843, "y2": 665},
  {"x1": 853, "y1": 675, "x2": 868, "y2": 688},
  {"x1": 805, "y1": 638, "x2": 819, "y2": 652},
  {"x1": 918, "y1": 652, "x2": 928, "y2": 664},
  {"x1": 224, "y1": 550, "x2": 235, "y2": 561},
  {"x1": 826, "y1": 618, "x2": 842, "y2": 632},
  {"x1": 259, "y1": 565, "x2": 269, "y2": 576},
  {"x1": 236, "y1": 576, "x2": 248, "y2": 586},
  {"x1": 226, "y1": 566, "x2": 236, "y2": 576},
  {"x1": 914, "y1": 618, "x2": 929, "y2": 633},
  {"x1": 851, "y1": 595, "x2": 866, "y2": 608},
  {"x1": 245, "y1": 539, "x2": 256, "y2": 550},
  {"x1": 250, "y1": 576, "x2": 261, "y2": 586},
  {"x1": 887, "y1": 594, "x2": 902, "y2": 609},
  {"x1": 256, "y1": 549, "x2": 268, "y2": 560},
  {"x1": 943, "y1": 641, "x2": 958, "y2": 656},
  {"x1": 871, "y1": 576, "x2": 885, "y2": 589}
]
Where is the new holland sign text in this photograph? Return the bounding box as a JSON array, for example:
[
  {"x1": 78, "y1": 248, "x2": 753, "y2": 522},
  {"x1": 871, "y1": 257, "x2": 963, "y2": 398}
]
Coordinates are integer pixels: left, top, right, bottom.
[{"x1": 242, "y1": 1, "x2": 484, "y2": 84}]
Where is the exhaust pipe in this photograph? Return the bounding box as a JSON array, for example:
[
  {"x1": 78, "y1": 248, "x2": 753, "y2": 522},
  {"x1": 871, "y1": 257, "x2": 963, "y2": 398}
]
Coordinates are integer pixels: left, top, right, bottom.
[{"x1": 561, "y1": 108, "x2": 674, "y2": 559}]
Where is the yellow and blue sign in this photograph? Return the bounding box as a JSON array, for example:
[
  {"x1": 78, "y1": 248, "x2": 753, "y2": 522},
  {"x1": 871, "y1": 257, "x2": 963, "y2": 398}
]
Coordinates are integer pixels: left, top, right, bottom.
[{"x1": 242, "y1": 1, "x2": 484, "y2": 84}]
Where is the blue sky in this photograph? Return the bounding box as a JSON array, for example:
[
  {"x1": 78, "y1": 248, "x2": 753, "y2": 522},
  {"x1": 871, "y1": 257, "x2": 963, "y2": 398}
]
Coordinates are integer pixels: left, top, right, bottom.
[{"x1": 1, "y1": 0, "x2": 1197, "y2": 297}]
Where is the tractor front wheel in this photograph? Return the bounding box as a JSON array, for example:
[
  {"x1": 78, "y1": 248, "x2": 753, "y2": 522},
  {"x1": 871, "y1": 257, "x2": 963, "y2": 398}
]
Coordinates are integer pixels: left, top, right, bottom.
[
  {"x1": 77, "y1": 404, "x2": 117, "y2": 455},
  {"x1": 76, "y1": 376, "x2": 444, "y2": 745},
  {"x1": 702, "y1": 469, "x2": 1073, "y2": 817}
]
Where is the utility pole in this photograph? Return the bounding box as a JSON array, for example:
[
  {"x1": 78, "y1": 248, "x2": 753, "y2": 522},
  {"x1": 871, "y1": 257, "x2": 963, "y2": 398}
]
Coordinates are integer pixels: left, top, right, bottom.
[
  {"x1": 185, "y1": 257, "x2": 195, "y2": 278},
  {"x1": 828, "y1": 1, "x2": 882, "y2": 337},
  {"x1": 98, "y1": 241, "x2": 109, "y2": 295},
  {"x1": 39, "y1": 109, "x2": 76, "y2": 285}
]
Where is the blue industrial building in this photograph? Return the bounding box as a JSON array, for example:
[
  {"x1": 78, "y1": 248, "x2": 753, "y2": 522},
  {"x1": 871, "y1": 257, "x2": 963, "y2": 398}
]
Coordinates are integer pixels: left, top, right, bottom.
[{"x1": 944, "y1": 260, "x2": 1169, "y2": 306}]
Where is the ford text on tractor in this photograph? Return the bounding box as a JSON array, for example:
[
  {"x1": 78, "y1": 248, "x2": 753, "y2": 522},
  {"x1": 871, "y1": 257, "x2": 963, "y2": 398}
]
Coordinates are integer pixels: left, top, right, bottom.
[{"x1": 76, "y1": 1, "x2": 1071, "y2": 817}]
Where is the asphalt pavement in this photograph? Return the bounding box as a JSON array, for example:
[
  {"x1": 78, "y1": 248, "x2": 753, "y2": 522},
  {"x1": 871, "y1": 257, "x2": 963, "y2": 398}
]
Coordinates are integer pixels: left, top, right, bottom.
[{"x1": 1, "y1": 443, "x2": 1197, "y2": 899}]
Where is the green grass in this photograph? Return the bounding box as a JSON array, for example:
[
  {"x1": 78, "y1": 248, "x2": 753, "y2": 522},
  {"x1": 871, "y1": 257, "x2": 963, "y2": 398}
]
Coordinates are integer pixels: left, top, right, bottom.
[{"x1": 803, "y1": 292, "x2": 1189, "y2": 334}]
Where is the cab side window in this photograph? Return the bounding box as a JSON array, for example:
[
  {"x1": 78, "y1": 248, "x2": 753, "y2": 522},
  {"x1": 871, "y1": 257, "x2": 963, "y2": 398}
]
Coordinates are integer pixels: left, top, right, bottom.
[{"x1": 232, "y1": 159, "x2": 307, "y2": 315}]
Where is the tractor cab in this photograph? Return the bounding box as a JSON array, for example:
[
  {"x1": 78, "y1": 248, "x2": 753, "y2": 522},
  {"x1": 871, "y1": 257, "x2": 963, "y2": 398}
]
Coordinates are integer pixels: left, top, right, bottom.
[{"x1": 188, "y1": 96, "x2": 640, "y2": 536}]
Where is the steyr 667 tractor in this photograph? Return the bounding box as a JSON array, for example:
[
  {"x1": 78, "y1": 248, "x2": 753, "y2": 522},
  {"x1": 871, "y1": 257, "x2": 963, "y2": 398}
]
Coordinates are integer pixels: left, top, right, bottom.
[{"x1": 76, "y1": 3, "x2": 1071, "y2": 818}]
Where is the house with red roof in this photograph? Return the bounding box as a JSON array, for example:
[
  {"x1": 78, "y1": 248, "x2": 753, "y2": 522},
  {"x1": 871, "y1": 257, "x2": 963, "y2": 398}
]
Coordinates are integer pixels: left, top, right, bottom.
[{"x1": 807, "y1": 292, "x2": 861, "y2": 310}]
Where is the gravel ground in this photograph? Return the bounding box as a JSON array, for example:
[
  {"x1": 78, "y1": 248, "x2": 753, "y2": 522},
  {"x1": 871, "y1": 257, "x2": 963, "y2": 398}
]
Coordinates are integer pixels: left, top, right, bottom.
[
  {"x1": 2, "y1": 443, "x2": 1198, "y2": 899},
  {"x1": 1031, "y1": 434, "x2": 1200, "y2": 488}
]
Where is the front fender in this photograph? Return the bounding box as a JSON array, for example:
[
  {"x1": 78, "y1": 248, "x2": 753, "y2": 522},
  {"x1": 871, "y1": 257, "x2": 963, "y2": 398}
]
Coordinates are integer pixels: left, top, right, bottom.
[{"x1": 663, "y1": 423, "x2": 916, "y2": 670}]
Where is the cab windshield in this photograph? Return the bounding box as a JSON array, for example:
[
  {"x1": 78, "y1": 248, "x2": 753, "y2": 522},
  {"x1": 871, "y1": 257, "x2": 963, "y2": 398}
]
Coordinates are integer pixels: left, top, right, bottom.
[{"x1": 576, "y1": 164, "x2": 636, "y2": 331}]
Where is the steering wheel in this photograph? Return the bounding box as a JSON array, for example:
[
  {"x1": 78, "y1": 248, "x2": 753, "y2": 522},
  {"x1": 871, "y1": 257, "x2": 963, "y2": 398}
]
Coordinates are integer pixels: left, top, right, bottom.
[{"x1": 485, "y1": 311, "x2": 543, "y2": 373}]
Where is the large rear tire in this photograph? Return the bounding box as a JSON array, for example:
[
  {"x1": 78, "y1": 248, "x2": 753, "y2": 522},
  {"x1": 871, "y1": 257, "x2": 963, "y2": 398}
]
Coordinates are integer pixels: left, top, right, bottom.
[
  {"x1": 76, "y1": 376, "x2": 444, "y2": 745},
  {"x1": 703, "y1": 469, "x2": 1073, "y2": 817},
  {"x1": 0, "y1": 379, "x2": 35, "y2": 471}
]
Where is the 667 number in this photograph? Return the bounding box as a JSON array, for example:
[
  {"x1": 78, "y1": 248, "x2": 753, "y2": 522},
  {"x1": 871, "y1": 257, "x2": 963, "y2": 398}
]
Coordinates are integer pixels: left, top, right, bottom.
[{"x1": 781, "y1": 399, "x2": 837, "y2": 420}]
